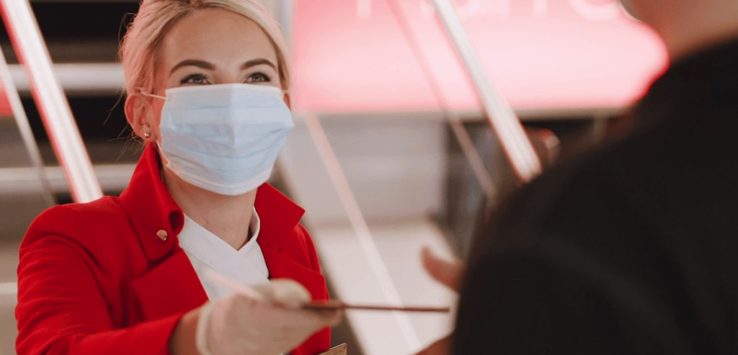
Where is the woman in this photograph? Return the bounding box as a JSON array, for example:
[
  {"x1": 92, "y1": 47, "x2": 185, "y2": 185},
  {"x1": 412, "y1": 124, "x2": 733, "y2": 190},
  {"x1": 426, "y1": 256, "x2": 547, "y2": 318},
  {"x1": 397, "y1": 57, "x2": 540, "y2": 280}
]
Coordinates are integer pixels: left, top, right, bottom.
[{"x1": 15, "y1": 1, "x2": 340, "y2": 354}]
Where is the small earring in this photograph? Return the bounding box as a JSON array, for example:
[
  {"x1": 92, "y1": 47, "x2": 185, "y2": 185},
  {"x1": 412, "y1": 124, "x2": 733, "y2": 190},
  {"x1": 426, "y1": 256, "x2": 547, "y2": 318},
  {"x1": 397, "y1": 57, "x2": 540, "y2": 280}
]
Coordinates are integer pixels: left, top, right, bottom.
[{"x1": 143, "y1": 125, "x2": 152, "y2": 140}]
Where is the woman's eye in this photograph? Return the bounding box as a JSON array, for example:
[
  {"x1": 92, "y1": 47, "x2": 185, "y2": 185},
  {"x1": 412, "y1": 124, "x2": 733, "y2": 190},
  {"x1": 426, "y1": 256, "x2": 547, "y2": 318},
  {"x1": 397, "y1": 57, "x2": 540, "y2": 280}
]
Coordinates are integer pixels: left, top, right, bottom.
[
  {"x1": 246, "y1": 72, "x2": 271, "y2": 83},
  {"x1": 180, "y1": 74, "x2": 210, "y2": 85}
]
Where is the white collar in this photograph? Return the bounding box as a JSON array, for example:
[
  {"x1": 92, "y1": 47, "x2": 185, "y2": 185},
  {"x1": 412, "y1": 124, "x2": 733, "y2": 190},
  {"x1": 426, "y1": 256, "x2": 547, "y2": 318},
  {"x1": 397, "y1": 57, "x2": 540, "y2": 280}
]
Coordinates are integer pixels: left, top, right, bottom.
[
  {"x1": 178, "y1": 208, "x2": 269, "y2": 299},
  {"x1": 178, "y1": 208, "x2": 262, "y2": 268}
]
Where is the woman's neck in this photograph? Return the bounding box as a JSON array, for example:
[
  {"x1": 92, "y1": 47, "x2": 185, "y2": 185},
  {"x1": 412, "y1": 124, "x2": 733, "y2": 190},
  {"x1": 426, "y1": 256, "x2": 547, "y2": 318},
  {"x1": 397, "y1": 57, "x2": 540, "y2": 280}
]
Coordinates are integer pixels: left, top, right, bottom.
[{"x1": 162, "y1": 167, "x2": 256, "y2": 250}]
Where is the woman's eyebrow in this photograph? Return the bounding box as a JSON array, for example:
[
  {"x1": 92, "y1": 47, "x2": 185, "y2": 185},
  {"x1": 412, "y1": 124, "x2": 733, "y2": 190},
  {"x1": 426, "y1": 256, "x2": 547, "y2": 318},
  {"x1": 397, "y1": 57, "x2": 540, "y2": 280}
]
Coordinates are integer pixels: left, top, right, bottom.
[
  {"x1": 241, "y1": 58, "x2": 277, "y2": 70},
  {"x1": 169, "y1": 59, "x2": 214, "y2": 75}
]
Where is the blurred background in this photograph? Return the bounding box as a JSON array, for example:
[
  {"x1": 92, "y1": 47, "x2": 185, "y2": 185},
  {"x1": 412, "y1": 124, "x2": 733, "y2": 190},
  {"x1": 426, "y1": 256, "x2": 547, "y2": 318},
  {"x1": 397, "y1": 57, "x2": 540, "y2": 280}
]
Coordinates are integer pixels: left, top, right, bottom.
[{"x1": 0, "y1": 0, "x2": 667, "y2": 354}]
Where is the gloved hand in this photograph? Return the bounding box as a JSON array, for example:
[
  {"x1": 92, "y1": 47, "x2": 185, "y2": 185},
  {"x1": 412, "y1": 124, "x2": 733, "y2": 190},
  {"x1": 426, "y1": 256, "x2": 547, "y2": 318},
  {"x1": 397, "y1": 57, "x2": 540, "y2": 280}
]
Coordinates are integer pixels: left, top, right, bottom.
[{"x1": 197, "y1": 279, "x2": 341, "y2": 355}]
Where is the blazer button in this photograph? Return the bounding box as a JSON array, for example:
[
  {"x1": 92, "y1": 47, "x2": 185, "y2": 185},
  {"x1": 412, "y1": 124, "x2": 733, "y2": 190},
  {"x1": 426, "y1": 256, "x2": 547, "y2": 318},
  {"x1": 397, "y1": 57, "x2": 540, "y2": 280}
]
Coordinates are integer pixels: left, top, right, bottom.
[{"x1": 156, "y1": 230, "x2": 168, "y2": 242}]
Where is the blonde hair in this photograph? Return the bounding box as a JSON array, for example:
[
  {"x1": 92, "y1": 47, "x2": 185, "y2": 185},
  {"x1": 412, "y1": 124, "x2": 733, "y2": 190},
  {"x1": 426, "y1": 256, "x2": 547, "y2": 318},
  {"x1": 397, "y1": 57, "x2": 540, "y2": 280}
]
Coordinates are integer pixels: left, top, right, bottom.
[{"x1": 119, "y1": 0, "x2": 289, "y2": 99}]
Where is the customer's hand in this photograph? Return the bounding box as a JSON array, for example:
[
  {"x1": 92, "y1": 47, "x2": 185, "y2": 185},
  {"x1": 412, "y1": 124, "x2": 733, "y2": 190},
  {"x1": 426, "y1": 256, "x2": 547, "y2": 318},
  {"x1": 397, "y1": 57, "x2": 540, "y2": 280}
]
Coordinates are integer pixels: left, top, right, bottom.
[
  {"x1": 421, "y1": 246, "x2": 463, "y2": 291},
  {"x1": 201, "y1": 279, "x2": 341, "y2": 355},
  {"x1": 416, "y1": 247, "x2": 464, "y2": 355},
  {"x1": 416, "y1": 336, "x2": 452, "y2": 355}
]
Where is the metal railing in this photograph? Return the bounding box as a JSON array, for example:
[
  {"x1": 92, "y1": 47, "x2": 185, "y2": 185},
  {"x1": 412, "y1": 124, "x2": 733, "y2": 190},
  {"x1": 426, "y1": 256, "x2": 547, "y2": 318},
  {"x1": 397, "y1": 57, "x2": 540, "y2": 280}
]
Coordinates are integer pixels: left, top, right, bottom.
[
  {"x1": 0, "y1": 0, "x2": 102, "y2": 202},
  {"x1": 431, "y1": 0, "x2": 542, "y2": 183},
  {"x1": 0, "y1": 39, "x2": 54, "y2": 205},
  {"x1": 387, "y1": 0, "x2": 498, "y2": 202}
]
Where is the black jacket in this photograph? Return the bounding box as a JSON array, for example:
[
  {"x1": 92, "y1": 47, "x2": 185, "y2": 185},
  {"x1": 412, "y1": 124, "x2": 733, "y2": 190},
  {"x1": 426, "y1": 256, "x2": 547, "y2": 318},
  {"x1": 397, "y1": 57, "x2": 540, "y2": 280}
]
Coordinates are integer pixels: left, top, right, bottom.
[{"x1": 454, "y1": 39, "x2": 738, "y2": 355}]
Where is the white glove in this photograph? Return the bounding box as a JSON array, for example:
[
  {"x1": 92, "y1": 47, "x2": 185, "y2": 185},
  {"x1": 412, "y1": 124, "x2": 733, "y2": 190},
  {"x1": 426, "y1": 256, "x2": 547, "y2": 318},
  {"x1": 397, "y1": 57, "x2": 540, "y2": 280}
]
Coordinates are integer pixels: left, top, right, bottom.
[{"x1": 196, "y1": 279, "x2": 341, "y2": 355}]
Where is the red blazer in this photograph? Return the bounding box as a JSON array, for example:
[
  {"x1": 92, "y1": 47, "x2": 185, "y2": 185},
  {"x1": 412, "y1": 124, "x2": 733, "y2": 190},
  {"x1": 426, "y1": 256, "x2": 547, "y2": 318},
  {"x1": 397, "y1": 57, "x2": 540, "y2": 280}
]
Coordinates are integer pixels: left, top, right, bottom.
[{"x1": 16, "y1": 144, "x2": 330, "y2": 355}]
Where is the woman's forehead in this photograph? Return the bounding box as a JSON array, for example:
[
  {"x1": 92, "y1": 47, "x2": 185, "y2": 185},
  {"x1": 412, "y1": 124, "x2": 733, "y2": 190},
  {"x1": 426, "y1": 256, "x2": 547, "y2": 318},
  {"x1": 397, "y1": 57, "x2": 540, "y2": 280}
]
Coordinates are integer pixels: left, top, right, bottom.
[{"x1": 159, "y1": 8, "x2": 278, "y2": 71}]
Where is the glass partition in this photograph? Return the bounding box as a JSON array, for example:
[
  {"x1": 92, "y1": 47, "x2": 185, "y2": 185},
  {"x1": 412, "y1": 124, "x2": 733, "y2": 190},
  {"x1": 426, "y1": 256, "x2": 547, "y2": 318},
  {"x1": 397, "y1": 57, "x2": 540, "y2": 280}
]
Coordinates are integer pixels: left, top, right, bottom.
[{"x1": 281, "y1": 1, "x2": 667, "y2": 354}]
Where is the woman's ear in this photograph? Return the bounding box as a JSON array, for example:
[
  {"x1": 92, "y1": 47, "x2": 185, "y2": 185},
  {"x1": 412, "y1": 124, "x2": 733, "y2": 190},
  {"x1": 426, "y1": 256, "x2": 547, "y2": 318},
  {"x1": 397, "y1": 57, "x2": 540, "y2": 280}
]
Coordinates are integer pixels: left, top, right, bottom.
[{"x1": 124, "y1": 94, "x2": 146, "y2": 139}]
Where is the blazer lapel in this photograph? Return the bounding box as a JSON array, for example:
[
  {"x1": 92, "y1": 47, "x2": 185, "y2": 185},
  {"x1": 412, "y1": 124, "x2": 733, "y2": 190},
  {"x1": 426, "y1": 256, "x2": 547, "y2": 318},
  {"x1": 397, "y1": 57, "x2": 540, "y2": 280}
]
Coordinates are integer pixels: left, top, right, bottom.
[
  {"x1": 261, "y1": 246, "x2": 328, "y2": 300},
  {"x1": 254, "y1": 184, "x2": 327, "y2": 299},
  {"x1": 130, "y1": 249, "x2": 208, "y2": 320}
]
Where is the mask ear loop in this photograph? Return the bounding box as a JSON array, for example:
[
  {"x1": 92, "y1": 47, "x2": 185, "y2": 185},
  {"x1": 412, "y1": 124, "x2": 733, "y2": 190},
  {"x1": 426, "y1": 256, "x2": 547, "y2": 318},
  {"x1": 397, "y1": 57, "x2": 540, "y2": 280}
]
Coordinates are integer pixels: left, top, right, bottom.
[
  {"x1": 136, "y1": 87, "x2": 166, "y2": 100},
  {"x1": 132, "y1": 87, "x2": 162, "y2": 143}
]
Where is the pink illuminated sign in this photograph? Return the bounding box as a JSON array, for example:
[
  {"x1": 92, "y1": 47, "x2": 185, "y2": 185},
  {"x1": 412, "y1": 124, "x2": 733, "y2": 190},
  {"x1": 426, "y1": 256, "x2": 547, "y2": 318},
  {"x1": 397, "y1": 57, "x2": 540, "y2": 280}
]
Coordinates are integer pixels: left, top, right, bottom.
[{"x1": 291, "y1": 0, "x2": 668, "y2": 114}]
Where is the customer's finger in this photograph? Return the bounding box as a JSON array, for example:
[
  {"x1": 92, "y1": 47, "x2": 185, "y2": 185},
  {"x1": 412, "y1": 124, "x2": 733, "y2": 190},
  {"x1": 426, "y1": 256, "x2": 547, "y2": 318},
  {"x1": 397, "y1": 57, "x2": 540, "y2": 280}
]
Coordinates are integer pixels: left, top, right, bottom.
[
  {"x1": 421, "y1": 246, "x2": 463, "y2": 290},
  {"x1": 416, "y1": 334, "x2": 452, "y2": 355}
]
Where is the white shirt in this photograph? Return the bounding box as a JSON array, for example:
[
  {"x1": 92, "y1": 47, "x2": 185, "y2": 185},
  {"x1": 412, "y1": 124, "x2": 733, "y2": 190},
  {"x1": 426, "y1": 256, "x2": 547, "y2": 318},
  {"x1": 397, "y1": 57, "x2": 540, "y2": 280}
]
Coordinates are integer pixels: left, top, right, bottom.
[{"x1": 178, "y1": 209, "x2": 269, "y2": 300}]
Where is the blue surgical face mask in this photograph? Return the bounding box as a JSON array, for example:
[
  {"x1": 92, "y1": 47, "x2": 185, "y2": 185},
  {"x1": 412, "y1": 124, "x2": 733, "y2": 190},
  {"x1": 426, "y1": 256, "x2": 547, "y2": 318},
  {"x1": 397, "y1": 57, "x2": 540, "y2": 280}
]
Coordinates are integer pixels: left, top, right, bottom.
[{"x1": 142, "y1": 83, "x2": 294, "y2": 196}]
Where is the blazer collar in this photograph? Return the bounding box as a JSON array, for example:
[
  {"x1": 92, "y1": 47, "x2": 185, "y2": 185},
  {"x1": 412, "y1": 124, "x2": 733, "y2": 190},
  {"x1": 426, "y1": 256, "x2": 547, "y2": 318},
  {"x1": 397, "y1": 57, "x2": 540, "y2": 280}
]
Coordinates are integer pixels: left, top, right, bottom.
[
  {"x1": 119, "y1": 144, "x2": 305, "y2": 262},
  {"x1": 254, "y1": 184, "x2": 305, "y2": 252},
  {"x1": 119, "y1": 144, "x2": 182, "y2": 262}
]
